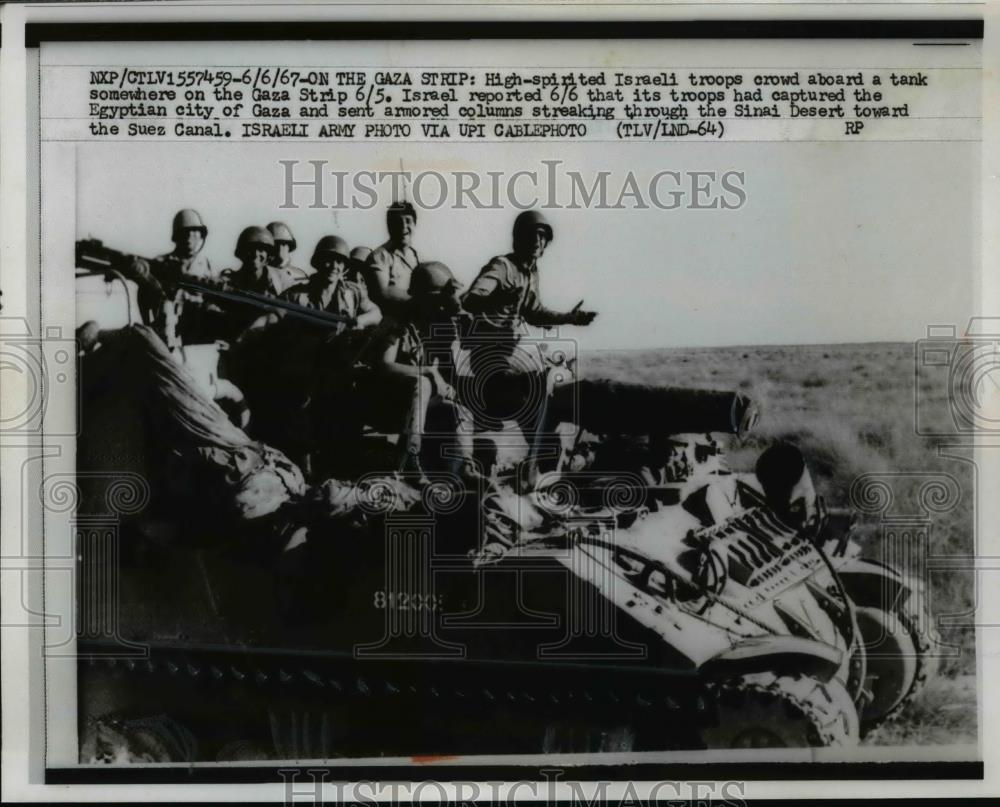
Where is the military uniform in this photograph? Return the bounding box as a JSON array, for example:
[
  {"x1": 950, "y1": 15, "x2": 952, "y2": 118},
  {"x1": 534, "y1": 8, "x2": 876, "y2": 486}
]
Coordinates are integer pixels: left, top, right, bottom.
[
  {"x1": 365, "y1": 241, "x2": 419, "y2": 298},
  {"x1": 367, "y1": 315, "x2": 433, "y2": 371},
  {"x1": 213, "y1": 264, "x2": 286, "y2": 342},
  {"x1": 281, "y1": 274, "x2": 370, "y2": 338},
  {"x1": 266, "y1": 222, "x2": 311, "y2": 295},
  {"x1": 156, "y1": 250, "x2": 214, "y2": 280},
  {"x1": 140, "y1": 251, "x2": 216, "y2": 349},
  {"x1": 459, "y1": 253, "x2": 573, "y2": 434},
  {"x1": 219, "y1": 264, "x2": 285, "y2": 297},
  {"x1": 360, "y1": 312, "x2": 470, "y2": 474},
  {"x1": 465, "y1": 253, "x2": 571, "y2": 334},
  {"x1": 283, "y1": 275, "x2": 366, "y2": 317}
]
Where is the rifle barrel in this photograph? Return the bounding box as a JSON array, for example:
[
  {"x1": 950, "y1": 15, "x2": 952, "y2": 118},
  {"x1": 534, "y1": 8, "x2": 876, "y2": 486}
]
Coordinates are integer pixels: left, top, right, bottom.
[{"x1": 178, "y1": 280, "x2": 354, "y2": 328}]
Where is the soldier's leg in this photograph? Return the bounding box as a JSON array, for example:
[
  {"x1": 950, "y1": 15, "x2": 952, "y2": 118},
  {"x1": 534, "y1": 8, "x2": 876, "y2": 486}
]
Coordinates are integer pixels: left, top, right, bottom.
[
  {"x1": 431, "y1": 400, "x2": 491, "y2": 487},
  {"x1": 360, "y1": 373, "x2": 433, "y2": 480},
  {"x1": 399, "y1": 374, "x2": 434, "y2": 477}
]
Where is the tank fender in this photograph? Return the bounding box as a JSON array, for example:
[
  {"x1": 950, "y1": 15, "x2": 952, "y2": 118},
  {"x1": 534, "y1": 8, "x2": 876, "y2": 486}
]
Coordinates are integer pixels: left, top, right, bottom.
[
  {"x1": 701, "y1": 636, "x2": 843, "y2": 683},
  {"x1": 836, "y1": 557, "x2": 909, "y2": 610}
]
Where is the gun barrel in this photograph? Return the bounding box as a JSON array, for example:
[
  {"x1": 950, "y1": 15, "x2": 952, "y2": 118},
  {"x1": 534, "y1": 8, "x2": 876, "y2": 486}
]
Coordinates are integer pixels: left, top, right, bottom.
[
  {"x1": 178, "y1": 280, "x2": 354, "y2": 328},
  {"x1": 75, "y1": 238, "x2": 147, "y2": 277}
]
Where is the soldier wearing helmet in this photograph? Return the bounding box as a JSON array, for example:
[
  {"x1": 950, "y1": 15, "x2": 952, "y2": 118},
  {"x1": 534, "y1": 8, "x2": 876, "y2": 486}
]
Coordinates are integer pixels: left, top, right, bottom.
[
  {"x1": 360, "y1": 261, "x2": 476, "y2": 484},
  {"x1": 162, "y1": 208, "x2": 213, "y2": 279},
  {"x1": 129, "y1": 208, "x2": 215, "y2": 348},
  {"x1": 363, "y1": 201, "x2": 419, "y2": 317},
  {"x1": 220, "y1": 226, "x2": 285, "y2": 297},
  {"x1": 463, "y1": 210, "x2": 596, "y2": 336},
  {"x1": 211, "y1": 226, "x2": 288, "y2": 341},
  {"x1": 460, "y1": 211, "x2": 597, "y2": 472},
  {"x1": 227, "y1": 236, "x2": 381, "y2": 478},
  {"x1": 349, "y1": 246, "x2": 372, "y2": 284},
  {"x1": 281, "y1": 235, "x2": 380, "y2": 332},
  {"x1": 267, "y1": 221, "x2": 313, "y2": 293}
]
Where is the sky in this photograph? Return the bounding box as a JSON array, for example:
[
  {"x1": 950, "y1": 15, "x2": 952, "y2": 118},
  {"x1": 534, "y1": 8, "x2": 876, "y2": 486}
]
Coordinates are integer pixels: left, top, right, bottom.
[
  {"x1": 74, "y1": 136, "x2": 978, "y2": 351},
  {"x1": 59, "y1": 36, "x2": 980, "y2": 352}
]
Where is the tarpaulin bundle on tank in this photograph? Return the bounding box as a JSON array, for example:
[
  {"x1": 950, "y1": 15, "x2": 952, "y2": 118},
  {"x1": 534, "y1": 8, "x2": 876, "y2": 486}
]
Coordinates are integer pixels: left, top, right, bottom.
[
  {"x1": 83, "y1": 324, "x2": 305, "y2": 522},
  {"x1": 121, "y1": 323, "x2": 252, "y2": 450}
]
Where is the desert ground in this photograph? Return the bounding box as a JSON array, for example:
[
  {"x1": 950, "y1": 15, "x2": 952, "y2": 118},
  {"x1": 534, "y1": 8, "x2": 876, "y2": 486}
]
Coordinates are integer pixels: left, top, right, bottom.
[{"x1": 583, "y1": 342, "x2": 978, "y2": 747}]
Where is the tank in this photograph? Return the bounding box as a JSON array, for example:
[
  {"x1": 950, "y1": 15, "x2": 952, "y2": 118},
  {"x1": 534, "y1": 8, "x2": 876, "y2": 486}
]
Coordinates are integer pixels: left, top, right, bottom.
[{"x1": 73, "y1": 324, "x2": 937, "y2": 762}]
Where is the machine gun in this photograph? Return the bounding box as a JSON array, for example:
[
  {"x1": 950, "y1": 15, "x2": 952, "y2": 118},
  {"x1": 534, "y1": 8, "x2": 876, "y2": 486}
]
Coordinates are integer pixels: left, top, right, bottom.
[
  {"x1": 75, "y1": 238, "x2": 354, "y2": 333},
  {"x1": 76, "y1": 238, "x2": 141, "y2": 277}
]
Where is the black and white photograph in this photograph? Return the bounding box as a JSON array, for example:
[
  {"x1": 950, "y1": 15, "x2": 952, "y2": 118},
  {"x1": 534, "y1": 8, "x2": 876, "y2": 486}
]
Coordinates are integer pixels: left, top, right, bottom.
[{"x1": 1, "y1": 5, "x2": 994, "y2": 798}]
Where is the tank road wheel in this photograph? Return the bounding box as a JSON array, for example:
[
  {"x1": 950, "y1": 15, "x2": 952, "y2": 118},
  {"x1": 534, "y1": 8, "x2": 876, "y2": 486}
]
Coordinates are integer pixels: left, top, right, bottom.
[
  {"x1": 702, "y1": 672, "x2": 859, "y2": 749},
  {"x1": 80, "y1": 714, "x2": 198, "y2": 763},
  {"x1": 856, "y1": 597, "x2": 939, "y2": 732}
]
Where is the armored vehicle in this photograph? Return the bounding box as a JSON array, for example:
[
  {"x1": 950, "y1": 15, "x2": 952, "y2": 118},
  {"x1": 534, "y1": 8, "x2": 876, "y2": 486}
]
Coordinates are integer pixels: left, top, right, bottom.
[{"x1": 74, "y1": 320, "x2": 936, "y2": 761}]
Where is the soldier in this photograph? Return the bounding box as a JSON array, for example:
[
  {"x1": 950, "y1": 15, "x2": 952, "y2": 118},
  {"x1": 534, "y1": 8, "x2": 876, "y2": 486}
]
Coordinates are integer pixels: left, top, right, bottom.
[
  {"x1": 267, "y1": 221, "x2": 312, "y2": 293},
  {"x1": 363, "y1": 261, "x2": 476, "y2": 484},
  {"x1": 130, "y1": 208, "x2": 215, "y2": 348},
  {"x1": 349, "y1": 246, "x2": 372, "y2": 284},
  {"x1": 213, "y1": 226, "x2": 288, "y2": 342},
  {"x1": 364, "y1": 201, "x2": 419, "y2": 317},
  {"x1": 460, "y1": 210, "x2": 597, "y2": 479},
  {"x1": 463, "y1": 210, "x2": 597, "y2": 343},
  {"x1": 162, "y1": 208, "x2": 214, "y2": 278},
  {"x1": 282, "y1": 236, "x2": 381, "y2": 331},
  {"x1": 220, "y1": 226, "x2": 285, "y2": 297},
  {"x1": 232, "y1": 236, "x2": 379, "y2": 478}
]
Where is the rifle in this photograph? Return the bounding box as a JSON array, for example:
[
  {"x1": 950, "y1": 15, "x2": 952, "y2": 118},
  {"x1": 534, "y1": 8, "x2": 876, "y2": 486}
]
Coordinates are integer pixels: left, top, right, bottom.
[
  {"x1": 75, "y1": 239, "x2": 353, "y2": 331},
  {"x1": 176, "y1": 280, "x2": 354, "y2": 330}
]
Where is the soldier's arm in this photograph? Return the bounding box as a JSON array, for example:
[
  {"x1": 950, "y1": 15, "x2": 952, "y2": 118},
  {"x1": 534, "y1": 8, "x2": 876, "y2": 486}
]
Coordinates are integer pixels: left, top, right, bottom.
[
  {"x1": 523, "y1": 291, "x2": 597, "y2": 327},
  {"x1": 521, "y1": 293, "x2": 570, "y2": 327},
  {"x1": 461, "y1": 277, "x2": 498, "y2": 314},
  {"x1": 461, "y1": 261, "x2": 508, "y2": 314},
  {"x1": 378, "y1": 333, "x2": 425, "y2": 381}
]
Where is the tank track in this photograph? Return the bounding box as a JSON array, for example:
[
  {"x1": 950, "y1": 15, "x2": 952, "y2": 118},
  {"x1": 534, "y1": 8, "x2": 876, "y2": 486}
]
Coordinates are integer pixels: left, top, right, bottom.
[
  {"x1": 880, "y1": 589, "x2": 939, "y2": 724},
  {"x1": 79, "y1": 643, "x2": 712, "y2": 760},
  {"x1": 706, "y1": 671, "x2": 859, "y2": 748},
  {"x1": 83, "y1": 648, "x2": 692, "y2": 708}
]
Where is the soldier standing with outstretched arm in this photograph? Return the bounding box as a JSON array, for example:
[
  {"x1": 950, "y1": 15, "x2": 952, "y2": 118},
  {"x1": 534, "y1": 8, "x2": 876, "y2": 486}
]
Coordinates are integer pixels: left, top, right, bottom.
[
  {"x1": 462, "y1": 210, "x2": 596, "y2": 335},
  {"x1": 461, "y1": 210, "x2": 597, "y2": 479}
]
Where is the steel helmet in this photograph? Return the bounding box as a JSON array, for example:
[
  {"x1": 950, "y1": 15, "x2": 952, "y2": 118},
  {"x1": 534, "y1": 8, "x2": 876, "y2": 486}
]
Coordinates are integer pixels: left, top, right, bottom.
[
  {"x1": 409, "y1": 261, "x2": 457, "y2": 296},
  {"x1": 311, "y1": 235, "x2": 352, "y2": 270},
  {"x1": 513, "y1": 210, "x2": 553, "y2": 243},
  {"x1": 267, "y1": 221, "x2": 297, "y2": 250},
  {"x1": 172, "y1": 209, "x2": 208, "y2": 240},
  {"x1": 387, "y1": 200, "x2": 418, "y2": 227},
  {"x1": 234, "y1": 226, "x2": 275, "y2": 258},
  {"x1": 350, "y1": 246, "x2": 372, "y2": 265}
]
